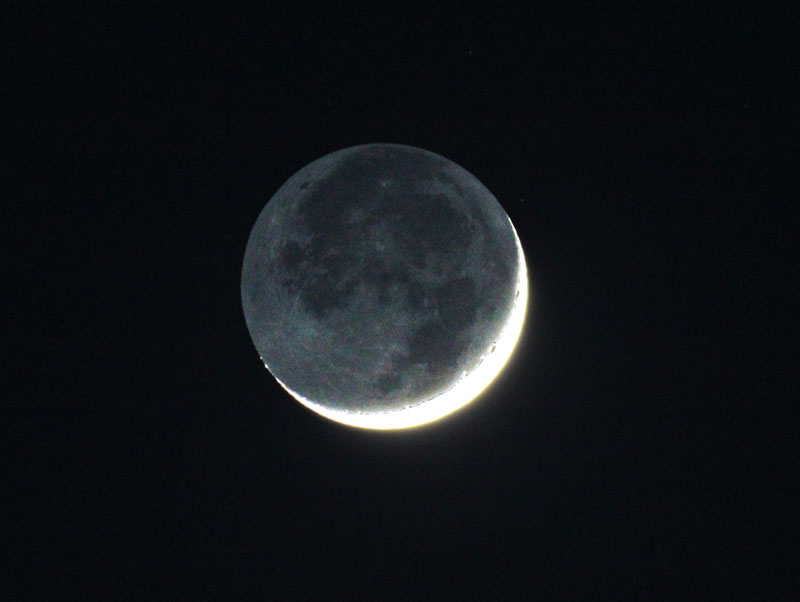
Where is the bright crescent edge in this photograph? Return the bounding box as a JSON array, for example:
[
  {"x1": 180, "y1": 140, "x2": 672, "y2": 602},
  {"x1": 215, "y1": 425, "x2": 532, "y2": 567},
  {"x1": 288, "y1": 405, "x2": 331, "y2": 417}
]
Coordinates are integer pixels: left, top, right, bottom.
[{"x1": 266, "y1": 216, "x2": 530, "y2": 430}]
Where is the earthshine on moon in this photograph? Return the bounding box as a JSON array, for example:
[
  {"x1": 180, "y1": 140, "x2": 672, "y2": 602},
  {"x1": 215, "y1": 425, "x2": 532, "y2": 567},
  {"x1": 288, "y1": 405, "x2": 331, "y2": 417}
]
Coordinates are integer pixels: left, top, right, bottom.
[{"x1": 241, "y1": 144, "x2": 528, "y2": 429}]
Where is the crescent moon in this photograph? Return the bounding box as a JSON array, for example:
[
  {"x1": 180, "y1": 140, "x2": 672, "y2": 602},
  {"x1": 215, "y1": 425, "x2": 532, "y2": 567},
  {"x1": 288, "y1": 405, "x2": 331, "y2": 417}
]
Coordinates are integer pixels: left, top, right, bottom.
[{"x1": 242, "y1": 144, "x2": 530, "y2": 430}]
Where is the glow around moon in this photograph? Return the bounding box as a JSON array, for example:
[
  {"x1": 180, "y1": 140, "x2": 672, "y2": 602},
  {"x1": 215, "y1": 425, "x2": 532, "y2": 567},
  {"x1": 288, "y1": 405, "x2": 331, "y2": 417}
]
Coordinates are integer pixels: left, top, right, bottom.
[{"x1": 265, "y1": 218, "x2": 528, "y2": 430}]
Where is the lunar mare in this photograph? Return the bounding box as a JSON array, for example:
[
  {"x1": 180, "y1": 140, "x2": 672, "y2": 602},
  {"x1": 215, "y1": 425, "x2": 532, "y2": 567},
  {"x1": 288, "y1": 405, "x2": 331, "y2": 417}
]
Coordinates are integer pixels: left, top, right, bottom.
[{"x1": 241, "y1": 144, "x2": 528, "y2": 429}]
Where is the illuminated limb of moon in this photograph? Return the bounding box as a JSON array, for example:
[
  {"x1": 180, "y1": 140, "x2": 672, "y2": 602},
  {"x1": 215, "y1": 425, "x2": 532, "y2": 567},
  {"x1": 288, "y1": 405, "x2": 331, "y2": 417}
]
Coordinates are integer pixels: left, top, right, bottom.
[{"x1": 265, "y1": 217, "x2": 529, "y2": 430}]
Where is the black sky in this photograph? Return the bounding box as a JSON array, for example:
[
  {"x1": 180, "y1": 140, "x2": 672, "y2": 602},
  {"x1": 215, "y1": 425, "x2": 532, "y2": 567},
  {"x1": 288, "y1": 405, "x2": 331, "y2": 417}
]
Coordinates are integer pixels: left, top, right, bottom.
[{"x1": 4, "y1": 4, "x2": 793, "y2": 599}]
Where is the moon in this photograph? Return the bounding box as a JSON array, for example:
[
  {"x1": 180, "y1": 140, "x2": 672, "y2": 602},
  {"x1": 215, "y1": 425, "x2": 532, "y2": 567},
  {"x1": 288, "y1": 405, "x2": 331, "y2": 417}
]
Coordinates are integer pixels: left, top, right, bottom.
[{"x1": 241, "y1": 144, "x2": 528, "y2": 429}]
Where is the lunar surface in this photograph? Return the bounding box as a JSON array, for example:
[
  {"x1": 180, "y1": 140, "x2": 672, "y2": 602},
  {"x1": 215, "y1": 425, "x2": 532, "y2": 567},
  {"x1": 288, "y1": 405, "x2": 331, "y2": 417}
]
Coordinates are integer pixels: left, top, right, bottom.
[{"x1": 241, "y1": 144, "x2": 528, "y2": 429}]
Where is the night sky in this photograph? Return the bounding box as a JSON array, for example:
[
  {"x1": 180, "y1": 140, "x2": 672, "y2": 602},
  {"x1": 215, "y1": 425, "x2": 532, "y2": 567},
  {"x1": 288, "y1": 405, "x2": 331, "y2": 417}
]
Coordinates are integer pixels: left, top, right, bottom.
[{"x1": 5, "y1": 5, "x2": 792, "y2": 599}]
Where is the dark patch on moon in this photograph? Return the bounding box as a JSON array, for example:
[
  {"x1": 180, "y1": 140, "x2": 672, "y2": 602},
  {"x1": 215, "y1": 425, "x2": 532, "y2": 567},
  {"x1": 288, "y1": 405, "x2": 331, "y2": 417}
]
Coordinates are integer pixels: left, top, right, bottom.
[{"x1": 241, "y1": 144, "x2": 519, "y2": 413}]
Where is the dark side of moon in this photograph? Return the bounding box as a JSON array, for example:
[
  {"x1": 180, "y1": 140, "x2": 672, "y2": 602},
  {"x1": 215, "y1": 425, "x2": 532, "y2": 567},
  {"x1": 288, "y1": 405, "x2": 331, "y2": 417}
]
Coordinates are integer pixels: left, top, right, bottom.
[{"x1": 242, "y1": 144, "x2": 520, "y2": 415}]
